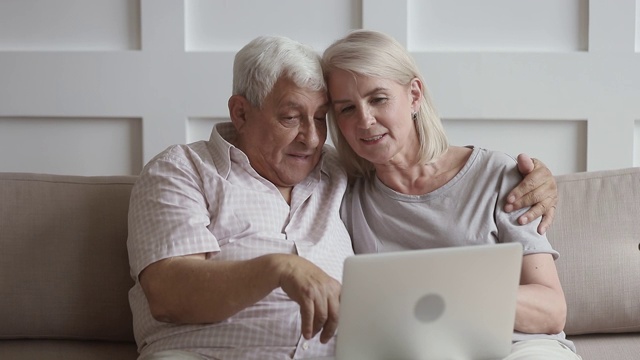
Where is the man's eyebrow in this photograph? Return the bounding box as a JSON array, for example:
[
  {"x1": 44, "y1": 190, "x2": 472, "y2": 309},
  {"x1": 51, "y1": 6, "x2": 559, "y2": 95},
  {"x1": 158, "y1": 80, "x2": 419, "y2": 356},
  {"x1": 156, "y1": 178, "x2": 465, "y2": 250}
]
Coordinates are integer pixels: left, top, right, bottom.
[
  {"x1": 280, "y1": 101, "x2": 303, "y2": 109},
  {"x1": 332, "y1": 87, "x2": 388, "y2": 105},
  {"x1": 278, "y1": 101, "x2": 330, "y2": 111}
]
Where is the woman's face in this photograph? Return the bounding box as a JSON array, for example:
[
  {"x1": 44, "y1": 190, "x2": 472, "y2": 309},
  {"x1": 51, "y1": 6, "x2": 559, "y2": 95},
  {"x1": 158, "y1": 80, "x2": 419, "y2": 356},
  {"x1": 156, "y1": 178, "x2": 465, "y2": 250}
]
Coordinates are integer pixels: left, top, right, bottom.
[{"x1": 328, "y1": 69, "x2": 421, "y2": 167}]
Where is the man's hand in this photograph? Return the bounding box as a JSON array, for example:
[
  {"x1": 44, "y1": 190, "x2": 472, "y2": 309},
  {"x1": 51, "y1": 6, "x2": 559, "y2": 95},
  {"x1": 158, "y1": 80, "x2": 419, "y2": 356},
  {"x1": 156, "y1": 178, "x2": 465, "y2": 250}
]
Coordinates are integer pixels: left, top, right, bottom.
[
  {"x1": 505, "y1": 153, "x2": 558, "y2": 235},
  {"x1": 278, "y1": 255, "x2": 341, "y2": 344}
]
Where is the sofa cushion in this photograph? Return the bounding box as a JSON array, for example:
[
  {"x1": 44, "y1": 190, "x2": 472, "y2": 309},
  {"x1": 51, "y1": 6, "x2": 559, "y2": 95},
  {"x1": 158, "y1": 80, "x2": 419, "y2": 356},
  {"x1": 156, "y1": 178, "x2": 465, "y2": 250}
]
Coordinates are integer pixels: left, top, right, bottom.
[
  {"x1": 547, "y1": 167, "x2": 640, "y2": 335},
  {"x1": 0, "y1": 339, "x2": 138, "y2": 360},
  {"x1": 570, "y1": 333, "x2": 640, "y2": 360},
  {"x1": 0, "y1": 173, "x2": 137, "y2": 342}
]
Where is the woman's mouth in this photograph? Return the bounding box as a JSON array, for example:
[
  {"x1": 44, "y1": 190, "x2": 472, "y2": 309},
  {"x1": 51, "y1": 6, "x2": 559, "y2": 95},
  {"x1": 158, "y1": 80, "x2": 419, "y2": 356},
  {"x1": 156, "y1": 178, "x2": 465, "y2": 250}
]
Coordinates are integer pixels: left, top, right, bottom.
[{"x1": 361, "y1": 134, "x2": 385, "y2": 144}]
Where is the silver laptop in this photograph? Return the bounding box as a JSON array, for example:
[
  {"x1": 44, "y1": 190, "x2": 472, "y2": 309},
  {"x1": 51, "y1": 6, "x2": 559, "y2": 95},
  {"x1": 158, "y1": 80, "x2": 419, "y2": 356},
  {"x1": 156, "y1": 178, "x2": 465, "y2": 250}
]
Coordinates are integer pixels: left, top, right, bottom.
[{"x1": 335, "y1": 243, "x2": 523, "y2": 360}]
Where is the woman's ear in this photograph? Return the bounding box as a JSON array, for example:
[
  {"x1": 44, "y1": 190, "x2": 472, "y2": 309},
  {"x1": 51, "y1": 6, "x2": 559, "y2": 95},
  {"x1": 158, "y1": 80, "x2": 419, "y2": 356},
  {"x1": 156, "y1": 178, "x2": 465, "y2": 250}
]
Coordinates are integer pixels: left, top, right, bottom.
[
  {"x1": 228, "y1": 95, "x2": 250, "y2": 131},
  {"x1": 409, "y1": 77, "x2": 423, "y2": 112}
]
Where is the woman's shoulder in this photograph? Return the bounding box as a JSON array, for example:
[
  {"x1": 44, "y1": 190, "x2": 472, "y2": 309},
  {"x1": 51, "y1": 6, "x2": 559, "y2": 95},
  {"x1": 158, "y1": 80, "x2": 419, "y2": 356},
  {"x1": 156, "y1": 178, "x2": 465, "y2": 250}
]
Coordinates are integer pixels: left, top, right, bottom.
[
  {"x1": 447, "y1": 145, "x2": 474, "y2": 162},
  {"x1": 471, "y1": 147, "x2": 518, "y2": 169}
]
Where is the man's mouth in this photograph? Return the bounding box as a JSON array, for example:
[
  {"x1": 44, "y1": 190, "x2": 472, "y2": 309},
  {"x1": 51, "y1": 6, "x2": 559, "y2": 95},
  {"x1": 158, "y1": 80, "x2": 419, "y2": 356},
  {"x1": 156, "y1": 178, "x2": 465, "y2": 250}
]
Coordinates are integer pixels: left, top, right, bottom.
[{"x1": 289, "y1": 152, "x2": 315, "y2": 160}]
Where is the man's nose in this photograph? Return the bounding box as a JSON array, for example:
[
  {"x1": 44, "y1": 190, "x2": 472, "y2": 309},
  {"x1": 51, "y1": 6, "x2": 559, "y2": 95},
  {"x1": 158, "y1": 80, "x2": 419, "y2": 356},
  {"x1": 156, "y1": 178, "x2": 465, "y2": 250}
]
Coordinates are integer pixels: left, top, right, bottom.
[{"x1": 297, "y1": 118, "x2": 322, "y2": 147}]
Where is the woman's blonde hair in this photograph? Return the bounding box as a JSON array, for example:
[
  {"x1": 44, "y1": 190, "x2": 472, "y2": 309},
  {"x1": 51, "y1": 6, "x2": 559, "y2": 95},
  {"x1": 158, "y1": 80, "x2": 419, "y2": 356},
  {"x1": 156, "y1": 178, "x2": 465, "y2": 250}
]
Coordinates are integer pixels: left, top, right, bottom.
[{"x1": 322, "y1": 30, "x2": 448, "y2": 178}]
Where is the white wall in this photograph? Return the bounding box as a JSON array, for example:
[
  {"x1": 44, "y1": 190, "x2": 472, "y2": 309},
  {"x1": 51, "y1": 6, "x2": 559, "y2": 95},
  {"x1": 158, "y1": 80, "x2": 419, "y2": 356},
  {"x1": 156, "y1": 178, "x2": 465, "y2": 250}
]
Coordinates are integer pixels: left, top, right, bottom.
[{"x1": 0, "y1": 0, "x2": 639, "y2": 176}]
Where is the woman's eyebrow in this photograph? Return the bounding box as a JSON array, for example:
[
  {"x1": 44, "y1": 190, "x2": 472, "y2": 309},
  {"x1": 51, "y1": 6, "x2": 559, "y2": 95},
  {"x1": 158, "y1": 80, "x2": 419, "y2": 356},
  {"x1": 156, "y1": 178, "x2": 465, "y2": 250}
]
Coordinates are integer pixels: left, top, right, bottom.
[
  {"x1": 331, "y1": 87, "x2": 389, "y2": 105},
  {"x1": 364, "y1": 87, "x2": 388, "y2": 97}
]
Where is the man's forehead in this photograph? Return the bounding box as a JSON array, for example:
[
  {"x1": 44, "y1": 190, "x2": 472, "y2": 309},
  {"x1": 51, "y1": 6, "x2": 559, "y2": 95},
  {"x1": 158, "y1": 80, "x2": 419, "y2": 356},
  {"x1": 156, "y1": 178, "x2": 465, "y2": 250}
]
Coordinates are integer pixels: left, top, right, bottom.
[
  {"x1": 270, "y1": 80, "x2": 328, "y2": 109},
  {"x1": 277, "y1": 97, "x2": 329, "y2": 110}
]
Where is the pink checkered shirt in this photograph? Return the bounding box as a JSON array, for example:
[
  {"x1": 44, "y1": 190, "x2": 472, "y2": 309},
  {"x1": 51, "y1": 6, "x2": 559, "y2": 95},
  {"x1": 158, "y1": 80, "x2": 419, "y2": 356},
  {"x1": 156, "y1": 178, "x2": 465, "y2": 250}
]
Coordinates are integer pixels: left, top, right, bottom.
[{"x1": 127, "y1": 123, "x2": 354, "y2": 359}]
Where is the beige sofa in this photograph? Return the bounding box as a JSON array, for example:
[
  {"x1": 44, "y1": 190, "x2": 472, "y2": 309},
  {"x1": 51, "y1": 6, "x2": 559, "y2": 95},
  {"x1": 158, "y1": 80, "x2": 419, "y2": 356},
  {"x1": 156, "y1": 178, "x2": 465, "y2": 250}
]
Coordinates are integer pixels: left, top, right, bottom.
[{"x1": 1, "y1": 168, "x2": 639, "y2": 359}]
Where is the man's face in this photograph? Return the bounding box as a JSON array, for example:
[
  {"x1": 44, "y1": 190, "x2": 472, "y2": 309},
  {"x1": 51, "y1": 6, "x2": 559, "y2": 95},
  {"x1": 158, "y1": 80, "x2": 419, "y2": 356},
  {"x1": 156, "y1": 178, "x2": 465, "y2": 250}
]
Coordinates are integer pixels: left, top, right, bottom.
[{"x1": 235, "y1": 77, "x2": 329, "y2": 188}]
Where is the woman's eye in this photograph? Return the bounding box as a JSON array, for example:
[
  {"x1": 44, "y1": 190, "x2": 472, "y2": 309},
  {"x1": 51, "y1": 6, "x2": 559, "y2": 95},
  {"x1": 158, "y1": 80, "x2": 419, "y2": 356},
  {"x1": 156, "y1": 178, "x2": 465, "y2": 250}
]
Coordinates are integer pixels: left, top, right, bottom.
[
  {"x1": 372, "y1": 97, "x2": 387, "y2": 104},
  {"x1": 339, "y1": 106, "x2": 354, "y2": 114}
]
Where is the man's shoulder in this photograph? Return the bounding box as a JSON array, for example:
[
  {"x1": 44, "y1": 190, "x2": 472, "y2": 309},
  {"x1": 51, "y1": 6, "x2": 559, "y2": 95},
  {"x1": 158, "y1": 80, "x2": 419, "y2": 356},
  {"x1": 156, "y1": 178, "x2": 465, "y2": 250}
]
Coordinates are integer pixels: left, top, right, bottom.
[
  {"x1": 138, "y1": 141, "x2": 215, "y2": 179},
  {"x1": 143, "y1": 143, "x2": 187, "y2": 169},
  {"x1": 321, "y1": 145, "x2": 347, "y2": 179}
]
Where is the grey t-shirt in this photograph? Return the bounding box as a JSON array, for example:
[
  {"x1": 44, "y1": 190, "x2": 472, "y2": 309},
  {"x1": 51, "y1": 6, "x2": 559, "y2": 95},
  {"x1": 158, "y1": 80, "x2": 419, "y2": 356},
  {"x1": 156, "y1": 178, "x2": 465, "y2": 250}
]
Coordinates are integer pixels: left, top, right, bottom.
[{"x1": 341, "y1": 146, "x2": 575, "y2": 352}]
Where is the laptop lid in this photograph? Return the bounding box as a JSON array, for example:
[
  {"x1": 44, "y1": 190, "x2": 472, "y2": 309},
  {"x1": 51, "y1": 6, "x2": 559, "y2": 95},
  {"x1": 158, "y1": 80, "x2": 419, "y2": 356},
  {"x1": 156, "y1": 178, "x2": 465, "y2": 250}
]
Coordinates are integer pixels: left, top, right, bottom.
[{"x1": 335, "y1": 243, "x2": 523, "y2": 360}]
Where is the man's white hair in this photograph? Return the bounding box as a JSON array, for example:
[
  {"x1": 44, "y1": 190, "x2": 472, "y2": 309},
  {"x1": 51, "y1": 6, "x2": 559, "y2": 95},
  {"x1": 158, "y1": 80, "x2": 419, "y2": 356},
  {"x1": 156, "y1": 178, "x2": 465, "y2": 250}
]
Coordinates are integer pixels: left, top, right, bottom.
[{"x1": 233, "y1": 35, "x2": 326, "y2": 108}]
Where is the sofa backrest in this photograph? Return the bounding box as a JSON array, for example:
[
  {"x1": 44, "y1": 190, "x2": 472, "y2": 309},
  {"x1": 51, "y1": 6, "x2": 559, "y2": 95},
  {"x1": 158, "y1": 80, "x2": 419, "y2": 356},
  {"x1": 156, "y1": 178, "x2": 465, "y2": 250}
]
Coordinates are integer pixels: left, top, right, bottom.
[
  {"x1": 2, "y1": 168, "x2": 639, "y2": 342},
  {"x1": 0, "y1": 173, "x2": 137, "y2": 342},
  {"x1": 547, "y1": 167, "x2": 640, "y2": 336}
]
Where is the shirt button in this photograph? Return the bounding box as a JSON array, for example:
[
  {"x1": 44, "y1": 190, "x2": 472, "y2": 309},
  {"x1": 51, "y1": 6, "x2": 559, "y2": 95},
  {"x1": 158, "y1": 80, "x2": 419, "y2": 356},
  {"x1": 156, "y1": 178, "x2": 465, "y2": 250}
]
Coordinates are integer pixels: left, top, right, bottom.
[{"x1": 302, "y1": 342, "x2": 309, "y2": 350}]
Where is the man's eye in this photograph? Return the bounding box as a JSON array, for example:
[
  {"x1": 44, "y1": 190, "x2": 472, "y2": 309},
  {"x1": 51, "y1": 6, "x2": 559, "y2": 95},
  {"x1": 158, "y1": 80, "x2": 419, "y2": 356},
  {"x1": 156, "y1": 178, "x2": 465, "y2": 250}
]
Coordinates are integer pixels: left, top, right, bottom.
[{"x1": 281, "y1": 117, "x2": 300, "y2": 126}]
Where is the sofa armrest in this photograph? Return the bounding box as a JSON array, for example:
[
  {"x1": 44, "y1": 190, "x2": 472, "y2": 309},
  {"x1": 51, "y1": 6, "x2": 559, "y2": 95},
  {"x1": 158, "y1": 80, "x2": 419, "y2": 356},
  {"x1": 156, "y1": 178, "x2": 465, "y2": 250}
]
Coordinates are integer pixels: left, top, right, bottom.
[
  {"x1": 0, "y1": 173, "x2": 137, "y2": 342},
  {"x1": 547, "y1": 167, "x2": 640, "y2": 335}
]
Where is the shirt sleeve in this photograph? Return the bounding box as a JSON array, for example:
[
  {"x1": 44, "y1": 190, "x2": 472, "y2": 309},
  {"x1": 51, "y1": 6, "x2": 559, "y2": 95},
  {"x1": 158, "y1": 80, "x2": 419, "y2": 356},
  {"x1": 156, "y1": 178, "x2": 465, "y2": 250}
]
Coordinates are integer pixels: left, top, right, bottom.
[
  {"x1": 127, "y1": 146, "x2": 221, "y2": 280},
  {"x1": 492, "y1": 152, "x2": 559, "y2": 259}
]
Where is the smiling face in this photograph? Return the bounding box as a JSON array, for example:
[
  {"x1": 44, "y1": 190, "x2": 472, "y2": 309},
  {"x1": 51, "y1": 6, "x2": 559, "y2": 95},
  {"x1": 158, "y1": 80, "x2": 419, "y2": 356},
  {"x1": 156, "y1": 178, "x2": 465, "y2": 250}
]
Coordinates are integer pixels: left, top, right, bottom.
[
  {"x1": 328, "y1": 69, "x2": 422, "y2": 167},
  {"x1": 230, "y1": 76, "x2": 329, "y2": 188}
]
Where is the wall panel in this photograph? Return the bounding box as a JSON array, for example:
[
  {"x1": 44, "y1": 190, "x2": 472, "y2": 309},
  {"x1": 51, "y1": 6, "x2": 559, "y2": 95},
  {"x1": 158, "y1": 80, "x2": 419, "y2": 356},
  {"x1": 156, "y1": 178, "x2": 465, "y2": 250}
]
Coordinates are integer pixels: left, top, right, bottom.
[
  {"x1": 0, "y1": 117, "x2": 142, "y2": 175},
  {"x1": 0, "y1": 0, "x2": 140, "y2": 51},
  {"x1": 637, "y1": 0, "x2": 640, "y2": 52},
  {"x1": 633, "y1": 120, "x2": 640, "y2": 166},
  {"x1": 0, "y1": 0, "x2": 637, "y2": 175},
  {"x1": 187, "y1": 117, "x2": 224, "y2": 143},
  {"x1": 443, "y1": 119, "x2": 587, "y2": 175},
  {"x1": 408, "y1": 0, "x2": 588, "y2": 52},
  {"x1": 185, "y1": 0, "x2": 361, "y2": 52}
]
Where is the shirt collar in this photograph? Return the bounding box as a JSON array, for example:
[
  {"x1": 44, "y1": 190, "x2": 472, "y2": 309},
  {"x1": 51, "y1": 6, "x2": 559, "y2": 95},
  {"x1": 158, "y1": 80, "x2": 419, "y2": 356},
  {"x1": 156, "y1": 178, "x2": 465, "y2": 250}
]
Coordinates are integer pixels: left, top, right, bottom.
[{"x1": 206, "y1": 122, "x2": 330, "y2": 182}]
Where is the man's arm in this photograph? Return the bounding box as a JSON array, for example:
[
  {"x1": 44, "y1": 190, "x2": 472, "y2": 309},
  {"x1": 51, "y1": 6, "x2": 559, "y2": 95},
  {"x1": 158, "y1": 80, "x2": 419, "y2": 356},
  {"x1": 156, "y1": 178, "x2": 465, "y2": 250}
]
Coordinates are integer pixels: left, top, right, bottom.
[
  {"x1": 505, "y1": 154, "x2": 558, "y2": 235},
  {"x1": 140, "y1": 253, "x2": 341, "y2": 343}
]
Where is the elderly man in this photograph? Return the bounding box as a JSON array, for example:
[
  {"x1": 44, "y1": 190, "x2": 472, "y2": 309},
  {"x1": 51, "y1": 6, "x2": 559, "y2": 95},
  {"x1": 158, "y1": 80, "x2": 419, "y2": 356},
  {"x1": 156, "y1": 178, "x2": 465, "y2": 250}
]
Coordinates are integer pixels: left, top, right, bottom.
[{"x1": 127, "y1": 35, "x2": 558, "y2": 360}]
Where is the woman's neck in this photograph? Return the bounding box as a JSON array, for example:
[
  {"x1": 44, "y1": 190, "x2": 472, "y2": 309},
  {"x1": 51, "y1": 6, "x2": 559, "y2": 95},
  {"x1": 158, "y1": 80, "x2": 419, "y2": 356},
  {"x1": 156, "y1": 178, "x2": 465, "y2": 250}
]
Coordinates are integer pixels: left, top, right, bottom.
[{"x1": 374, "y1": 146, "x2": 472, "y2": 195}]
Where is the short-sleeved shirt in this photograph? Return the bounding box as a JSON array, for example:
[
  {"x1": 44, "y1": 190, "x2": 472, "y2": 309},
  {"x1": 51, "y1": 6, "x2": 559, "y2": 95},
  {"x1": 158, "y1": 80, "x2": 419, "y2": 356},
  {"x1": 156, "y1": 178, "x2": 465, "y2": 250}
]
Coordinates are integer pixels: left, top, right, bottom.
[
  {"x1": 127, "y1": 123, "x2": 354, "y2": 359},
  {"x1": 341, "y1": 146, "x2": 575, "y2": 351}
]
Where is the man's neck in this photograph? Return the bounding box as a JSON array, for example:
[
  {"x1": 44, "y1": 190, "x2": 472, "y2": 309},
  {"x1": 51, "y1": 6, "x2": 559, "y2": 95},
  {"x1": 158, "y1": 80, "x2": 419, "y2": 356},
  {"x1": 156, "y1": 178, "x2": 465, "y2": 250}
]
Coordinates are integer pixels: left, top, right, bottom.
[{"x1": 277, "y1": 186, "x2": 293, "y2": 205}]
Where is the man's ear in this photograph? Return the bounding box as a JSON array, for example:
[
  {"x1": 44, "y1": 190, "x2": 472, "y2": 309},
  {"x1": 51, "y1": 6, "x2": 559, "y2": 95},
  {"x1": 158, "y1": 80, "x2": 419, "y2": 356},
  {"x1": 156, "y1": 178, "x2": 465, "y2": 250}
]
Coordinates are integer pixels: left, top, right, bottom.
[
  {"x1": 409, "y1": 77, "x2": 423, "y2": 111},
  {"x1": 228, "y1": 95, "x2": 251, "y2": 131}
]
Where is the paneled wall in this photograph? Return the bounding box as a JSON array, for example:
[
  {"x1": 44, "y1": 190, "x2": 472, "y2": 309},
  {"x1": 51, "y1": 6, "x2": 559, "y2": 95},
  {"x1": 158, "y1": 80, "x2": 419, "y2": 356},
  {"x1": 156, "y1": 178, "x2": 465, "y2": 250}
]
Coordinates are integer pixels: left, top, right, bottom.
[{"x1": 0, "y1": 0, "x2": 638, "y2": 175}]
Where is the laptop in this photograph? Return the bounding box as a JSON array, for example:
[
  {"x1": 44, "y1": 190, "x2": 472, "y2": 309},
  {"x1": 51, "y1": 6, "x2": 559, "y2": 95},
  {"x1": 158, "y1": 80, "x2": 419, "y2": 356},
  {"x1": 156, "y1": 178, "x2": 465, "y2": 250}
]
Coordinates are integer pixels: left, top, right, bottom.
[{"x1": 334, "y1": 243, "x2": 523, "y2": 360}]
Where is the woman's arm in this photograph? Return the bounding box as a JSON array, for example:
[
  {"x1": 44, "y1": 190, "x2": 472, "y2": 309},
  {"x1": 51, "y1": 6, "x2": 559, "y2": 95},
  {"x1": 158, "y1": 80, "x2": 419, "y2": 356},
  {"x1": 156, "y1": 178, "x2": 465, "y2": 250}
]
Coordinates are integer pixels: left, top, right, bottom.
[{"x1": 514, "y1": 253, "x2": 567, "y2": 334}]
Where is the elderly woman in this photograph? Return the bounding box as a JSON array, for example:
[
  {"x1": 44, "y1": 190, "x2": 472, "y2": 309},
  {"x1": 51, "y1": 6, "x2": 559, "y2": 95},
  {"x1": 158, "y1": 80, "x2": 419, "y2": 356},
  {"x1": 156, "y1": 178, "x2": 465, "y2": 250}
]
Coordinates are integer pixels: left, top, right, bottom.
[{"x1": 322, "y1": 30, "x2": 581, "y2": 360}]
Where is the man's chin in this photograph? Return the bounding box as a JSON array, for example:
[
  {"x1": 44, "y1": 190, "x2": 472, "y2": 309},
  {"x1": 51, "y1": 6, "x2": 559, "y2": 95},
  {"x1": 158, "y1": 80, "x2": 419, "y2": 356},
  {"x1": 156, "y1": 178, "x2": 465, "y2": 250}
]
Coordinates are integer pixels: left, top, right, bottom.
[{"x1": 277, "y1": 167, "x2": 316, "y2": 185}]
